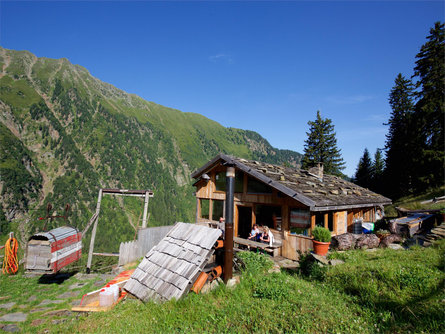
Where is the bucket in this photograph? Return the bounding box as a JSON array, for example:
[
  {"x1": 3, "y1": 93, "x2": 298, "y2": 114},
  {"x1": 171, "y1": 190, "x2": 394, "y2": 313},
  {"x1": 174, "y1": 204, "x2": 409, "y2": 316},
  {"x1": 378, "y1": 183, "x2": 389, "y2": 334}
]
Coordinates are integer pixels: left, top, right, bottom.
[
  {"x1": 353, "y1": 222, "x2": 362, "y2": 234},
  {"x1": 99, "y1": 288, "x2": 114, "y2": 307}
]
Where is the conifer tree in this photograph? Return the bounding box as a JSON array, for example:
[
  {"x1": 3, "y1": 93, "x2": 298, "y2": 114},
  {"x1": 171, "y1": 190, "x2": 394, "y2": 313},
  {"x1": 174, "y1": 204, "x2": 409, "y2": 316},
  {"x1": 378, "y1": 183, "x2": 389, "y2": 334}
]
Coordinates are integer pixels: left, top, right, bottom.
[
  {"x1": 354, "y1": 148, "x2": 373, "y2": 189},
  {"x1": 413, "y1": 21, "x2": 445, "y2": 189},
  {"x1": 385, "y1": 74, "x2": 416, "y2": 198},
  {"x1": 371, "y1": 149, "x2": 385, "y2": 194},
  {"x1": 302, "y1": 111, "x2": 345, "y2": 176}
]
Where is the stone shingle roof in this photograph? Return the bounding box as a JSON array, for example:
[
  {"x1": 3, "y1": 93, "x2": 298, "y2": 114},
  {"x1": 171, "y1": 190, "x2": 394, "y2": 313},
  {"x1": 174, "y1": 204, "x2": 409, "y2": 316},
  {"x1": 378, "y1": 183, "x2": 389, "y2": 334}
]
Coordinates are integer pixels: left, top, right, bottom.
[
  {"x1": 191, "y1": 154, "x2": 391, "y2": 211},
  {"x1": 124, "y1": 222, "x2": 221, "y2": 302}
]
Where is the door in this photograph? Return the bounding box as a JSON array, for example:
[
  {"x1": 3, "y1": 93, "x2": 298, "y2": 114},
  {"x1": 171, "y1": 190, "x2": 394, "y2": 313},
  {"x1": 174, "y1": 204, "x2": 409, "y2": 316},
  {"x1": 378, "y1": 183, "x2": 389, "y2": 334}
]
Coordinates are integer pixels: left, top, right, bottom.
[{"x1": 237, "y1": 206, "x2": 252, "y2": 238}]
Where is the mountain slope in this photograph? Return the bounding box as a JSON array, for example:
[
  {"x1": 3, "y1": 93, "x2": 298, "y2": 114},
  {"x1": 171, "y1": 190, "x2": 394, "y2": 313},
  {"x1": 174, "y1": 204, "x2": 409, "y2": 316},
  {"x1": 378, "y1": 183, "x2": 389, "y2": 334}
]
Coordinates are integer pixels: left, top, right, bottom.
[{"x1": 0, "y1": 47, "x2": 301, "y2": 250}]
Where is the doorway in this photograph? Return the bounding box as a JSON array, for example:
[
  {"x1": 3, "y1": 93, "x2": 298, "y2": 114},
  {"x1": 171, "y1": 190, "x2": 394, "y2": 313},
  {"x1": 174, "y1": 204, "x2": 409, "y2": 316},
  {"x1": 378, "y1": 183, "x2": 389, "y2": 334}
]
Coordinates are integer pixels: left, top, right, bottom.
[{"x1": 237, "y1": 206, "x2": 252, "y2": 238}]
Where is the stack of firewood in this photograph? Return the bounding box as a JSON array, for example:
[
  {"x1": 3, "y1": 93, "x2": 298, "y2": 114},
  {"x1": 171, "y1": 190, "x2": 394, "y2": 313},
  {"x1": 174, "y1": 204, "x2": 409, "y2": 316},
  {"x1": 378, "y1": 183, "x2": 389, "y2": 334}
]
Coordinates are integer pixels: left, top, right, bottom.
[{"x1": 417, "y1": 223, "x2": 445, "y2": 247}]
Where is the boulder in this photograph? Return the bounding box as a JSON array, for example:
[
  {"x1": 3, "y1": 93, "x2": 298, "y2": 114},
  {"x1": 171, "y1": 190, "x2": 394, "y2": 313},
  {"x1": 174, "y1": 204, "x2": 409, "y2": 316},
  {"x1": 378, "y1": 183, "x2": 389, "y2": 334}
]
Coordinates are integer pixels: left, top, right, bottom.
[
  {"x1": 380, "y1": 234, "x2": 403, "y2": 247},
  {"x1": 331, "y1": 233, "x2": 359, "y2": 250},
  {"x1": 355, "y1": 234, "x2": 380, "y2": 249}
]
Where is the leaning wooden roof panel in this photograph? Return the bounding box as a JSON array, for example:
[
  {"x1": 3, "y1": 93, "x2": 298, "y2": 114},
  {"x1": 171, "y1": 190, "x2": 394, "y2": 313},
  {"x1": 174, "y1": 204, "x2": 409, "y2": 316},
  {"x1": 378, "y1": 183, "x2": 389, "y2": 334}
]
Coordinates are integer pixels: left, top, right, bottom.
[{"x1": 124, "y1": 222, "x2": 221, "y2": 302}]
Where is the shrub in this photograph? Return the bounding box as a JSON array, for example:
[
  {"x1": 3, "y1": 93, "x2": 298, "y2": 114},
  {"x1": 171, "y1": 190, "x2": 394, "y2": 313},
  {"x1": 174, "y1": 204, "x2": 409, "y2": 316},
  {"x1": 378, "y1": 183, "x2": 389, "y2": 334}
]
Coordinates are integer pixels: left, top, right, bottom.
[{"x1": 312, "y1": 226, "x2": 331, "y2": 242}]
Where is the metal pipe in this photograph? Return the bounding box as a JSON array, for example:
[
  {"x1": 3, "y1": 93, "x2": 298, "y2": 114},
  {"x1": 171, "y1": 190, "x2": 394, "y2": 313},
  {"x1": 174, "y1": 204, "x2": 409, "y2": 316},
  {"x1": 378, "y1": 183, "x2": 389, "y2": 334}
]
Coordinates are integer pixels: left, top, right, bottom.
[{"x1": 223, "y1": 166, "x2": 235, "y2": 283}]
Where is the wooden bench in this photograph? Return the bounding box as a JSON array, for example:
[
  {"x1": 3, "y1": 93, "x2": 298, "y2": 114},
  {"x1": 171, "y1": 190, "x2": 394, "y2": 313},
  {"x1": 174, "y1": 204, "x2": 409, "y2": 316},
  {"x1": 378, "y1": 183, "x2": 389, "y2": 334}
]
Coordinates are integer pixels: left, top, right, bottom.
[{"x1": 233, "y1": 236, "x2": 282, "y2": 257}]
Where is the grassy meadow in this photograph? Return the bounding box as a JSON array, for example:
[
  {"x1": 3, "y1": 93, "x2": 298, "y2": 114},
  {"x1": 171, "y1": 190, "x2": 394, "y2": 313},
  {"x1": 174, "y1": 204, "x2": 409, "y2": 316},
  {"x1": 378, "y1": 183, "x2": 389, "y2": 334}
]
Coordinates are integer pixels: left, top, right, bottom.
[{"x1": 2, "y1": 239, "x2": 439, "y2": 334}]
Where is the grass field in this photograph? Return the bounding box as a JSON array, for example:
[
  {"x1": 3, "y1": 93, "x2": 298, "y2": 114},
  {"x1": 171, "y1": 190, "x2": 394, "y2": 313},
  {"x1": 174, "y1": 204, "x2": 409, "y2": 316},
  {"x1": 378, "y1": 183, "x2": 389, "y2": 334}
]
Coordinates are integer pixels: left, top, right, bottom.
[
  {"x1": 1, "y1": 239, "x2": 441, "y2": 333},
  {"x1": 1, "y1": 187, "x2": 444, "y2": 333}
]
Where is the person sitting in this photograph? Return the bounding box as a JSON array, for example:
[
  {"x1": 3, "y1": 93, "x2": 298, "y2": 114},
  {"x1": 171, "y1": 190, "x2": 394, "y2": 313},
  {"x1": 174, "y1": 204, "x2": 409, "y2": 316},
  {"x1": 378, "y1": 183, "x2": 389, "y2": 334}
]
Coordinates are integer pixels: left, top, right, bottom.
[
  {"x1": 260, "y1": 226, "x2": 273, "y2": 246},
  {"x1": 248, "y1": 224, "x2": 261, "y2": 241}
]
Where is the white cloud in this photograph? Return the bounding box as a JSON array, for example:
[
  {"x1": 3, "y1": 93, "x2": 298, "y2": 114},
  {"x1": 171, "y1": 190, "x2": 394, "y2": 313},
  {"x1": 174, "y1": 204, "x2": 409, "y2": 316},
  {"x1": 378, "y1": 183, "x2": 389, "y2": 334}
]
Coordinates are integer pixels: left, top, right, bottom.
[{"x1": 208, "y1": 54, "x2": 233, "y2": 64}]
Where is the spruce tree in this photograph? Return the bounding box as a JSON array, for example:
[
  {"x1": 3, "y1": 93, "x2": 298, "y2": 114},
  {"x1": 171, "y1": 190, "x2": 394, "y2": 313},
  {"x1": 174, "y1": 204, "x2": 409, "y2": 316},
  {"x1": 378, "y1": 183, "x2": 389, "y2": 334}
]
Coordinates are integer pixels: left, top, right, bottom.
[
  {"x1": 372, "y1": 149, "x2": 385, "y2": 194},
  {"x1": 385, "y1": 74, "x2": 416, "y2": 198},
  {"x1": 413, "y1": 21, "x2": 445, "y2": 189},
  {"x1": 302, "y1": 111, "x2": 345, "y2": 176},
  {"x1": 354, "y1": 148, "x2": 373, "y2": 189}
]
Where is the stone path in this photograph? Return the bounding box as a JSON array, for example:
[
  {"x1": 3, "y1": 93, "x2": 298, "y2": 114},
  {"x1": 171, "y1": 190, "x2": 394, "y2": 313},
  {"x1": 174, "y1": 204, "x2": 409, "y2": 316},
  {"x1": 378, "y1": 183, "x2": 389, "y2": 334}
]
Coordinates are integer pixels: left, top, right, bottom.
[
  {"x1": 0, "y1": 303, "x2": 16, "y2": 311},
  {"x1": 0, "y1": 271, "x2": 118, "y2": 331},
  {"x1": 0, "y1": 312, "x2": 27, "y2": 322}
]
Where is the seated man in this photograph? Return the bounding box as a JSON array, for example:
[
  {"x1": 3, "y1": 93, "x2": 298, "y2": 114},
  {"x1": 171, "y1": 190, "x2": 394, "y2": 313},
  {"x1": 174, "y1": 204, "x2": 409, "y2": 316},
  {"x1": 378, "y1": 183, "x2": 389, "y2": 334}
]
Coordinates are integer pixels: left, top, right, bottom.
[{"x1": 248, "y1": 224, "x2": 261, "y2": 241}]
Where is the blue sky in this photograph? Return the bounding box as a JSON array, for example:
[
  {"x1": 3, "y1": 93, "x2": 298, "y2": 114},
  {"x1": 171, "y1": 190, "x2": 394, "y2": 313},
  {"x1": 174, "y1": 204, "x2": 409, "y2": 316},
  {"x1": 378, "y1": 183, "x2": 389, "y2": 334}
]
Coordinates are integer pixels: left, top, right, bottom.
[{"x1": 1, "y1": 1, "x2": 443, "y2": 176}]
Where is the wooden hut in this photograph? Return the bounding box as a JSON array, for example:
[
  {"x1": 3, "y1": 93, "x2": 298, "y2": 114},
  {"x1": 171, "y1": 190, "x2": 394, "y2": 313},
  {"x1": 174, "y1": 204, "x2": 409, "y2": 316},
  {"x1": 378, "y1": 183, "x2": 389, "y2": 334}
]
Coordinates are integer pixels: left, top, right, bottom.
[{"x1": 191, "y1": 154, "x2": 391, "y2": 260}]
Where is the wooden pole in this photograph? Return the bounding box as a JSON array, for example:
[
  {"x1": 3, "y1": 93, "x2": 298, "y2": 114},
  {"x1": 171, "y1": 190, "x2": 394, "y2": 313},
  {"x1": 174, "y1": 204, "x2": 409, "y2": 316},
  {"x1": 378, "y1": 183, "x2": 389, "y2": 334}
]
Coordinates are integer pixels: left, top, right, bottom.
[
  {"x1": 142, "y1": 191, "x2": 150, "y2": 228},
  {"x1": 86, "y1": 189, "x2": 103, "y2": 273},
  {"x1": 223, "y1": 166, "x2": 235, "y2": 283}
]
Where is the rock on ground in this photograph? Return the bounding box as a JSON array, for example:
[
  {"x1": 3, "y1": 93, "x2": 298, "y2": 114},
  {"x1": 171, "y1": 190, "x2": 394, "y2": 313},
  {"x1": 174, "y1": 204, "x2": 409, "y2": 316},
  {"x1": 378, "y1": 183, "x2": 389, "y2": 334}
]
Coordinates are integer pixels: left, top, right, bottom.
[
  {"x1": 380, "y1": 234, "x2": 403, "y2": 247},
  {"x1": 0, "y1": 312, "x2": 28, "y2": 322},
  {"x1": 1, "y1": 324, "x2": 20, "y2": 332},
  {"x1": 331, "y1": 233, "x2": 359, "y2": 250},
  {"x1": 0, "y1": 302, "x2": 16, "y2": 310},
  {"x1": 355, "y1": 234, "x2": 380, "y2": 249}
]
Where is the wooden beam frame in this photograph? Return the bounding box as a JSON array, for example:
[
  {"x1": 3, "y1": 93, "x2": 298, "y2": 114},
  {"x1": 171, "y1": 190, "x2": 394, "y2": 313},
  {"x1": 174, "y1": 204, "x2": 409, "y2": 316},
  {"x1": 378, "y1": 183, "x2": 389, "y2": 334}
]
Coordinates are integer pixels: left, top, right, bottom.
[{"x1": 86, "y1": 188, "x2": 153, "y2": 273}]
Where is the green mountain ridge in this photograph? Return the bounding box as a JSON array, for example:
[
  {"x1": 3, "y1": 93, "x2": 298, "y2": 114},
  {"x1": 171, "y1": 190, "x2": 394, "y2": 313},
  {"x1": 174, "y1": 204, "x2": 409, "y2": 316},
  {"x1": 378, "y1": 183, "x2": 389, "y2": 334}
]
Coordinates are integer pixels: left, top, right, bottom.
[{"x1": 0, "y1": 47, "x2": 302, "y2": 251}]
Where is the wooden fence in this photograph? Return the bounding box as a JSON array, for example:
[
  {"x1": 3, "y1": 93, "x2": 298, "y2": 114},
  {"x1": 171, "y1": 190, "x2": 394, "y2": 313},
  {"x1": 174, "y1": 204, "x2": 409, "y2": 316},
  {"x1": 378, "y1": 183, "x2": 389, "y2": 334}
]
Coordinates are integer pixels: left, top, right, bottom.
[
  {"x1": 118, "y1": 225, "x2": 174, "y2": 266},
  {"x1": 282, "y1": 233, "x2": 313, "y2": 260}
]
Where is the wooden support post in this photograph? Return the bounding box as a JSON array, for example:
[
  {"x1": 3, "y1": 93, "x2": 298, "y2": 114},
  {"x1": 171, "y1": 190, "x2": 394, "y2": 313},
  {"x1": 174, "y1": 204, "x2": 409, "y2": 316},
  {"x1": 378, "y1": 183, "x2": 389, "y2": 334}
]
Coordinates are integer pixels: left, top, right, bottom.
[
  {"x1": 209, "y1": 199, "x2": 214, "y2": 221},
  {"x1": 224, "y1": 166, "x2": 235, "y2": 283},
  {"x1": 333, "y1": 212, "x2": 338, "y2": 235},
  {"x1": 310, "y1": 214, "x2": 316, "y2": 236},
  {"x1": 87, "y1": 189, "x2": 103, "y2": 273},
  {"x1": 142, "y1": 191, "x2": 150, "y2": 228},
  {"x1": 195, "y1": 198, "x2": 200, "y2": 223},
  {"x1": 324, "y1": 213, "x2": 329, "y2": 229}
]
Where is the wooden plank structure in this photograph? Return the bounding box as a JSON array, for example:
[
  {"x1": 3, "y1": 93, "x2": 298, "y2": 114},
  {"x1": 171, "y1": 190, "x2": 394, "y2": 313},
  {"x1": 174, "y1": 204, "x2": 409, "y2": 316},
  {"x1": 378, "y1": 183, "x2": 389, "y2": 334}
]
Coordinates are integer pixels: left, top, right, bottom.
[
  {"x1": 124, "y1": 222, "x2": 222, "y2": 302},
  {"x1": 191, "y1": 154, "x2": 392, "y2": 260},
  {"x1": 84, "y1": 188, "x2": 154, "y2": 273},
  {"x1": 72, "y1": 269, "x2": 134, "y2": 312},
  {"x1": 391, "y1": 213, "x2": 435, "y2": 237},
  {"x1": 25, "y1": 226, "x2": 82, "y2": 274}
]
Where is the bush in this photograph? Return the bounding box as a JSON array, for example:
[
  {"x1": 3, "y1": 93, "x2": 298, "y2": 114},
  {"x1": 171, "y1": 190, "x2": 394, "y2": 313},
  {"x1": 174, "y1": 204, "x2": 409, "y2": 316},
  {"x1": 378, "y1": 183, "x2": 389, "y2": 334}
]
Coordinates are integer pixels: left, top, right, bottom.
[{"x1": 312, "y1": 226, "x2": 331, "y2": 242}]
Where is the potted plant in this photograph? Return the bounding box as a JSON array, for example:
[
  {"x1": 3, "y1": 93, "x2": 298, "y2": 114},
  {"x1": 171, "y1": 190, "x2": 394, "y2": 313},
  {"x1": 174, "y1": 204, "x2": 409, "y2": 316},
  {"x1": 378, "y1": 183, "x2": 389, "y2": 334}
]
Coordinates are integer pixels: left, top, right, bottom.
[{"x1": 311, "y1": 226, "x2": 331, "y2": 256}]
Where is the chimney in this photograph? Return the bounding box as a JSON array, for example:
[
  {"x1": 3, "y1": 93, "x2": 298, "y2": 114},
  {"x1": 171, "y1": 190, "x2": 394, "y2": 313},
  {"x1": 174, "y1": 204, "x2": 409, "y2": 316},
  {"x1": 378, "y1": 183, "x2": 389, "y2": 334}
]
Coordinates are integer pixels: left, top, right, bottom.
[{"x1": 308, "y1": 163, "x2": 323, "y2": 180}]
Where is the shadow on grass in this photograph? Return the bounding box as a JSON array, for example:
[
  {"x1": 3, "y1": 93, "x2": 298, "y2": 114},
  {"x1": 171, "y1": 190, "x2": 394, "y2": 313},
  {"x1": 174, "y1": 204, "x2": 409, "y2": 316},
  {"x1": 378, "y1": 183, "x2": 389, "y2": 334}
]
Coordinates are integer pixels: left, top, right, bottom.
[{"x1": 38, "y1": 271, "x2": 77, "y2": 284}]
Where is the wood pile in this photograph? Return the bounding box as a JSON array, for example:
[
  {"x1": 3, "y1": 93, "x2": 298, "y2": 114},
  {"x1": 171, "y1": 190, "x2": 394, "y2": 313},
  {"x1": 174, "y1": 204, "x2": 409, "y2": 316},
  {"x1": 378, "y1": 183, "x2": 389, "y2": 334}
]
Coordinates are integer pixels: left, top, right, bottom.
[{"x1": 417, "y1": 222, "x2": 445, "y2": 247}]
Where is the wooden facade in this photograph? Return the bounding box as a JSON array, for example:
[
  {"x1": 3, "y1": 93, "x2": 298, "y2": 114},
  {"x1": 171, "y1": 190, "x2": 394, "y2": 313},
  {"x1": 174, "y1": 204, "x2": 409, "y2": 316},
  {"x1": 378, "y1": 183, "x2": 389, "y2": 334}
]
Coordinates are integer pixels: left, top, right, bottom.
[{"x1": 192, "y1": 154, "x2": 391, "y2": 260}]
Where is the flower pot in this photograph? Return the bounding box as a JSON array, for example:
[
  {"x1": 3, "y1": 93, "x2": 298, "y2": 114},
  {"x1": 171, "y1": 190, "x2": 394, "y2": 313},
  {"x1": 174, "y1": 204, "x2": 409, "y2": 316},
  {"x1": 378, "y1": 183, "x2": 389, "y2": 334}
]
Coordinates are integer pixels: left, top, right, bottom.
[{"x1": 312, "y1": 240, "x2": 330, "y2": 256}]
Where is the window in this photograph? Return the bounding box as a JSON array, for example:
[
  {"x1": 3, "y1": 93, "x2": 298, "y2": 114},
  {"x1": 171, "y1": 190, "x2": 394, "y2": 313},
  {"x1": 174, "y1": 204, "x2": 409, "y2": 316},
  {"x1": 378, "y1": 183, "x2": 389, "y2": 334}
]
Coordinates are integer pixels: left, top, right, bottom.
[
  {"x1": 216, "y1": 170, "x2": 244, "y2": 193},
  {"x1": 289, "y1": 208, "x2": 310, "y2": 236},
  {"x1": 215, "y1": 172, "x2": 226, "y2": 191},
  {"x1": 200, "y1": 199, "x2": 210, "y2": 219},
  {"x1": 247, "y1": 177, "x2": 272, "y2": 194},
  {"x1": 212, "y1": 200, "x2": 224, "y2": 221},
  {"x1": 235, "y1": 171, "x2": 244, "y2": 193}
]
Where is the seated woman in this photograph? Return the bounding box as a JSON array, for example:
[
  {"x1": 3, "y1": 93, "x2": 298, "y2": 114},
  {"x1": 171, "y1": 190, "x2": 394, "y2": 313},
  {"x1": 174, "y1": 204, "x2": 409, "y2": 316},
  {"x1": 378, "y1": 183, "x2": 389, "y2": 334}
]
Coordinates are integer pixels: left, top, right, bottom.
[
  {"x1": 248, "y1": 224, "x2": 261, "y2": 241},
  {"x1": 260, "y1": 226, "x2": 274, "y2": 246}
]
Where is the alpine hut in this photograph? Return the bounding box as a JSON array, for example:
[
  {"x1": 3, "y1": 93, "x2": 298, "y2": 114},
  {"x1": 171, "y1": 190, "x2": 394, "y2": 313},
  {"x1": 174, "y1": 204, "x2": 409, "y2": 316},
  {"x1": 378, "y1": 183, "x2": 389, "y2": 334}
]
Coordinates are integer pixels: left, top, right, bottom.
[{"x1": 191, "y1": 154, "x2": 391, "y2": 260}]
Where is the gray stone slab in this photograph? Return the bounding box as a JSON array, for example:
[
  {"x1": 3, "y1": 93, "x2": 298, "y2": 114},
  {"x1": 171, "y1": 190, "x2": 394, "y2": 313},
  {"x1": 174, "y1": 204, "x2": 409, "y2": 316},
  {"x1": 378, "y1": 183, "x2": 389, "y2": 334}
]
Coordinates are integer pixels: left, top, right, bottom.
[
  {"x1": 68, "y1": 282, "x2": 86, "y2": 290},
  {"x1": 30, "y1": 307, "x2": 51, "y2": 314},
  {"x1": 0, "y1": 302, "x2": 16, "y2": 310},
  {"x1": 329, "y1": 259, "x2": 345, "y2": 266},
  {"x1": 388, "y1": 243, "x2": 405, "y2": 250},
  {"x1": 0, "y1": 312, "x2": 28, "y2": 322},
  {"x1": 1, "y1": 324, "x2": 20, "y2": 332},
  {"x1": 27, "y1": 296, "x2": 37, "y2": 302},
  {"x1": 56, "y1": 291, "x2": 79, "y2": 299},
  {"x1": 38, "y1": 299, "x2": 64, "y2": 306}
]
